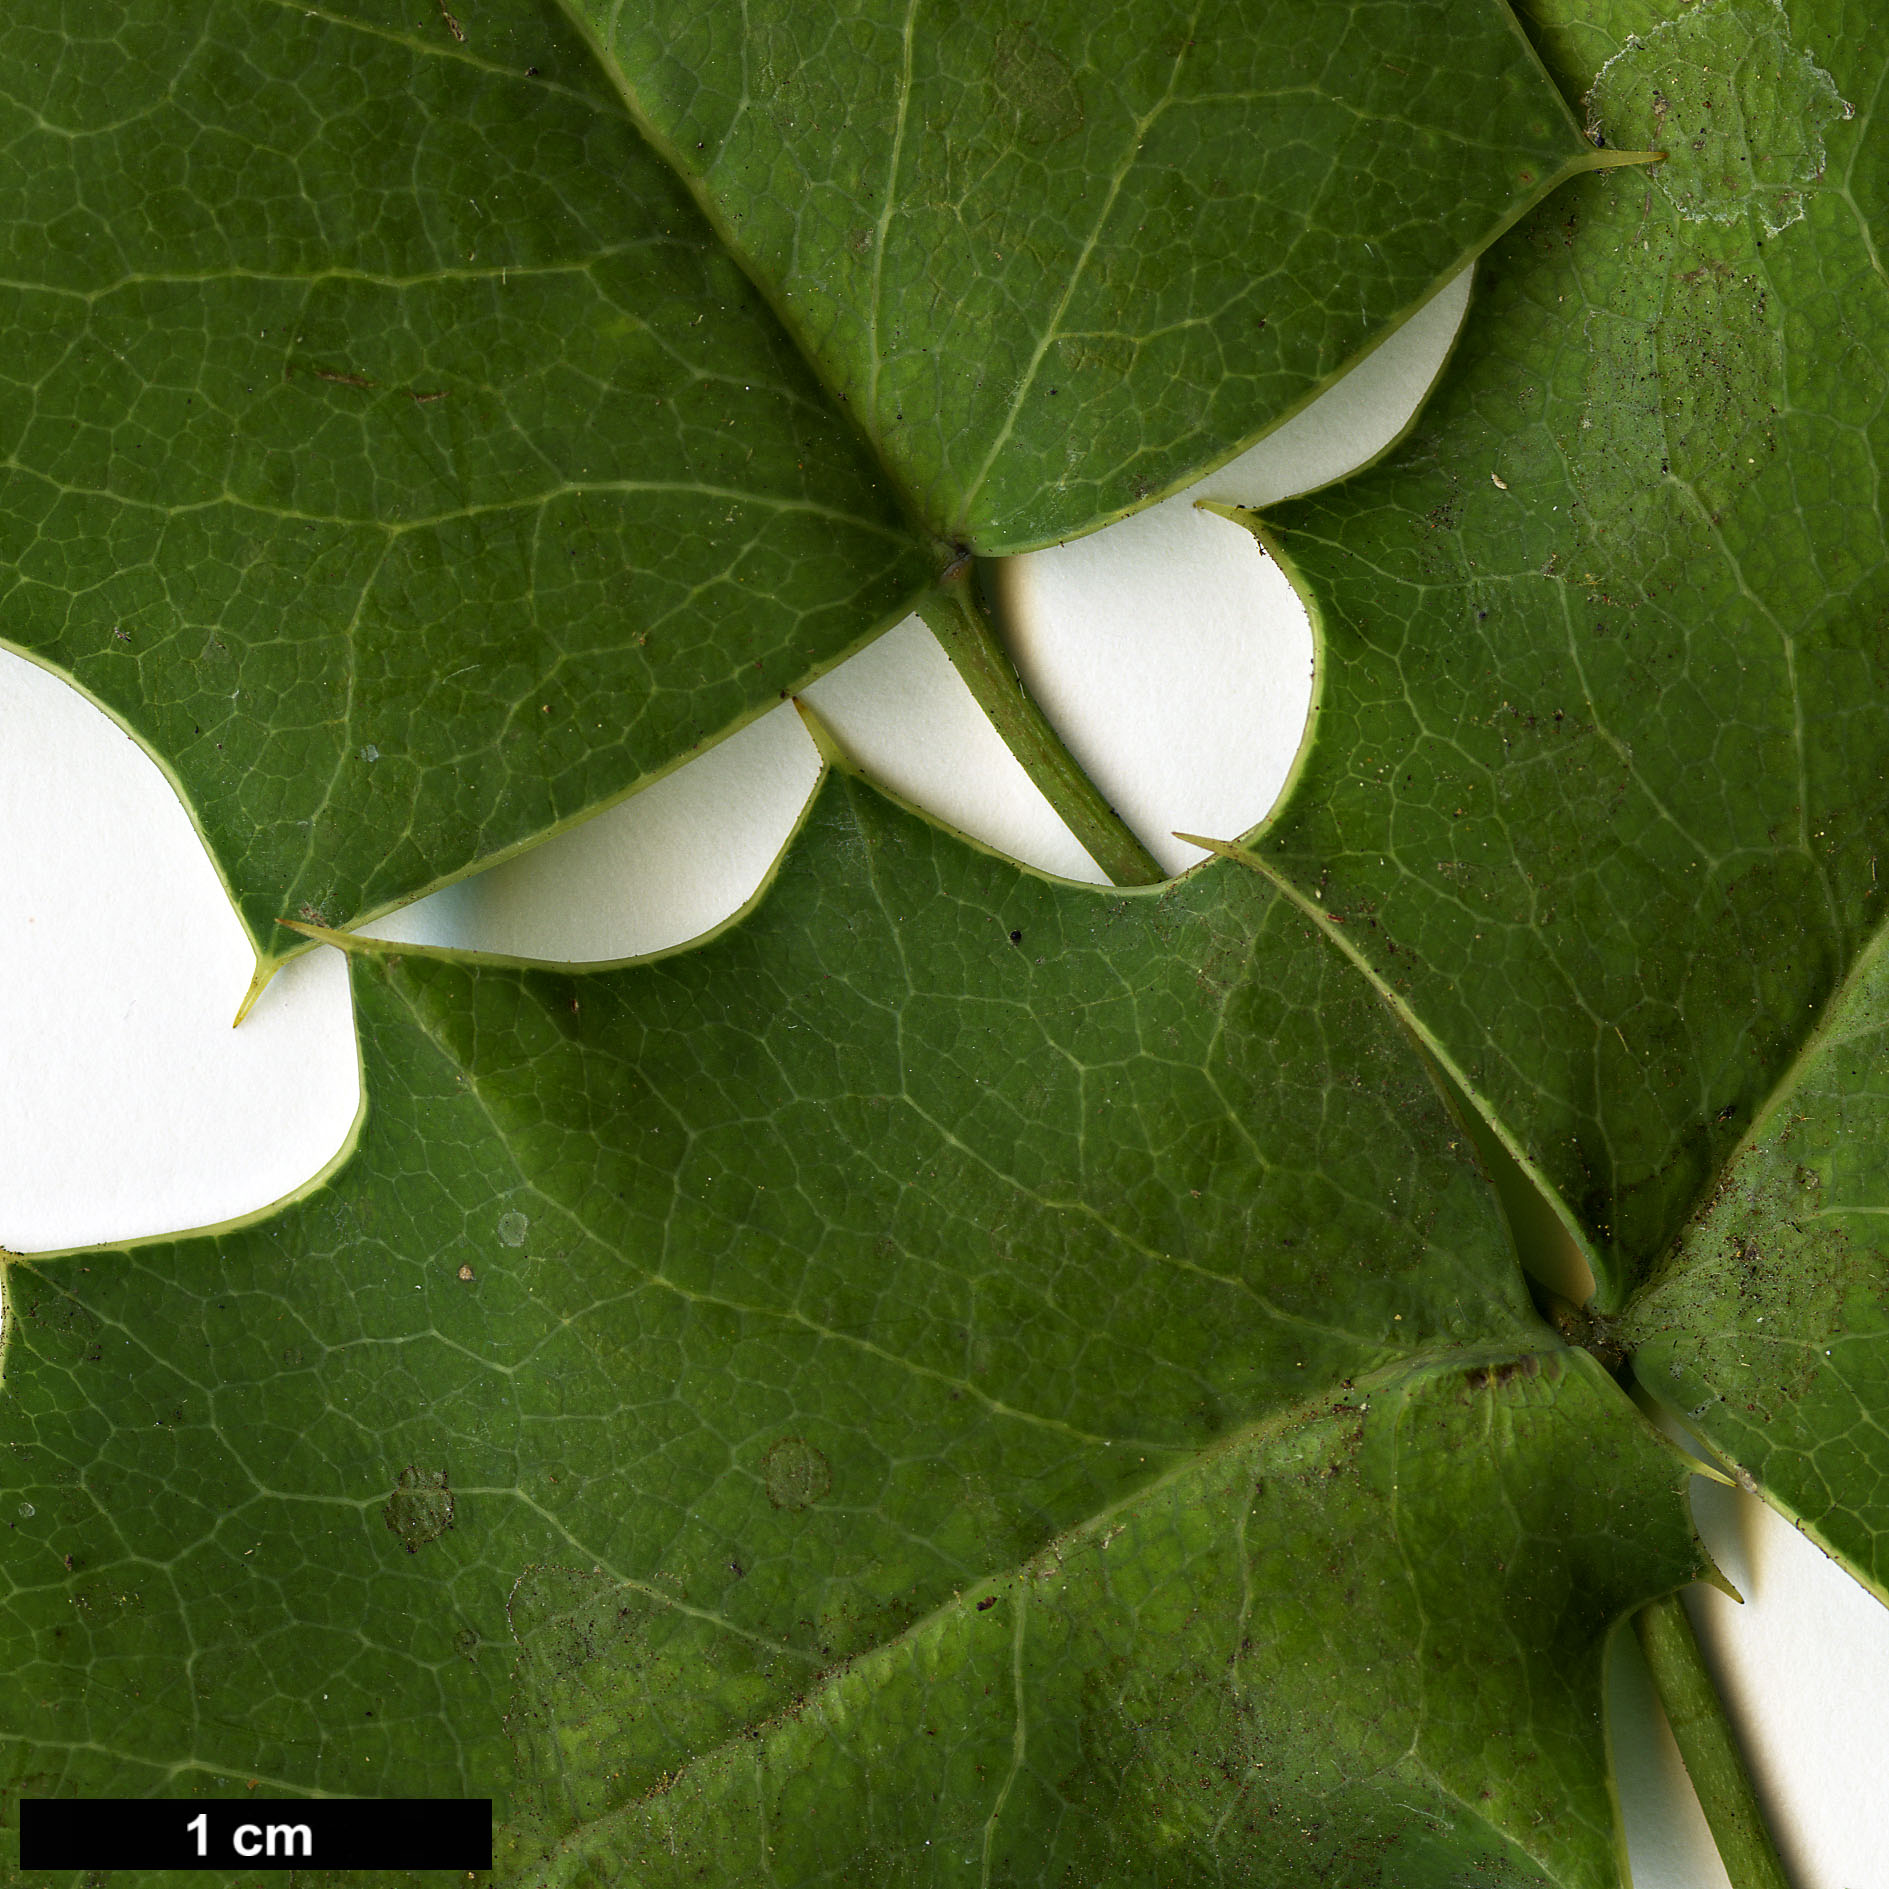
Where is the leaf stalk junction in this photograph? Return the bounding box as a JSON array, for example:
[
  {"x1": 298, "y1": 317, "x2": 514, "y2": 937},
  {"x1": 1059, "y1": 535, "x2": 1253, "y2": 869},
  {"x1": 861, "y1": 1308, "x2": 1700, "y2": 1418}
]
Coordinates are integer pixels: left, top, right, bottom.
[
  {"x1": 1176, "y1": 829, "x2": 1793, "y2": 1887},
  {"x1": 917, "y1": 564, "x2": 1164, "y2": 887}
]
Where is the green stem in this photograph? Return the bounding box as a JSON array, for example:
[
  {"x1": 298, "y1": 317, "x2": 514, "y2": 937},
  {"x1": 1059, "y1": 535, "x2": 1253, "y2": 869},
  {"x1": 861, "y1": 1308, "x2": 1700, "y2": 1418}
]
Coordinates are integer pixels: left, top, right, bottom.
[
  {"x1": 916, "y1": 567, "x2": 1164, "y2": 887},
  {"x1": 1635, "y1": 1593, "x2": 1792, "y2": 1889}
]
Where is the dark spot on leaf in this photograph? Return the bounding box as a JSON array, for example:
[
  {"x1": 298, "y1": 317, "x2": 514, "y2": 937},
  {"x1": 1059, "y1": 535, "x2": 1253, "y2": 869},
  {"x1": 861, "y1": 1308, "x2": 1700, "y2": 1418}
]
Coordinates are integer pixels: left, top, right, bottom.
[{"x1": 1463, "y1": 1354, "x2": 1545, "y2": 1393}]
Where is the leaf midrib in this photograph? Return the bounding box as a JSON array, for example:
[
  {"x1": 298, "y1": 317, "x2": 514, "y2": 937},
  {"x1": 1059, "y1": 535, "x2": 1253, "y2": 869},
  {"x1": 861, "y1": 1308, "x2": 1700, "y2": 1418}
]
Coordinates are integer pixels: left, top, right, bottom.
[
  {"x1": 0, "y1": 469, "x2": 913, "y2": 542},
  {"x1": 548, "y1": 0, "x2": 956, "y2": 569},
  {"x1": 511, "y1": 1335, "x2": 1589, "y2": 1866}
]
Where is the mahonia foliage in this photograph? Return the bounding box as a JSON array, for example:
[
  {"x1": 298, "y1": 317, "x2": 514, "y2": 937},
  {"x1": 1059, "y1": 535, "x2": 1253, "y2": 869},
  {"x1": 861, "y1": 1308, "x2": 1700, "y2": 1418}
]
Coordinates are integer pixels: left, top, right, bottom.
[
  {"x1": 0, "y1": 0, "x2": 1596, "y2": 954},
  {"x1": 1, "y1": 0, "x2": 1886, "y2": 1884}
]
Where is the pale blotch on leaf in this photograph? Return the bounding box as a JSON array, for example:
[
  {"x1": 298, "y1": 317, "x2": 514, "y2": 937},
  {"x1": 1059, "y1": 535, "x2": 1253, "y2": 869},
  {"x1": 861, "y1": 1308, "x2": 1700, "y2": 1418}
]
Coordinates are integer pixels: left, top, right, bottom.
[
  {"x1": 990, "y1": 27, "x2": 1084, "y2": 146},
  {"x1": 1589, "y1": 0, "x2": 1851, "y2": 236},
  {"x1": 762, "y1": 1437, "x2": 832, "y2": 1511},
  {"x1": 502, "y1": 1564, "x2": 776, "y2": 1821},
  {"x1": 496, "y1": 1210, "x2": 529, "y2": 1248},
  {"x1": 383, "y1": 1466, "x2": 454, "y2": 1553}
]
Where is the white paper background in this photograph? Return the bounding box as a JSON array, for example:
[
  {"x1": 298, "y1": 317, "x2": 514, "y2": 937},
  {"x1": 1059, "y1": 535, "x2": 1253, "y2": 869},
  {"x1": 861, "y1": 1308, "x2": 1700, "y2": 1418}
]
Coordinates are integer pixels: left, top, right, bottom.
[{"x1": 4, "y1": 268, "x2": 1885, "y2": 1885}]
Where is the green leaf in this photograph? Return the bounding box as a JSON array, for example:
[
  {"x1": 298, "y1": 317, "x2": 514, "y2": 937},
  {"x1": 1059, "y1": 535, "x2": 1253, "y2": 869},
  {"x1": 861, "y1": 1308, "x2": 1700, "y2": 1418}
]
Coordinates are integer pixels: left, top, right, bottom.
[
  {"x1": 0, "y1": 770, "x2": 1701, "y2": 1882},
  {"x1": 569, "y1": 0, "x2": 1607, "y2": 549},
  {"x1": 520, "y1": 1350, "x2": 1692, "y2": 1886},
  {"x1": 17, "y1": 0, "x2": 1880, "y2": 1875},
  {"x1": 1623, "y1": 922, "x2": 1889, "y2": 1609},
  {"x1": 0, "y1": 0, "x2": 1597, "y2": 957},
  {"x1": 0, "y1": 0, "x2": 931, "y2": 957},
  {"x1": 1243, "y1": 0, "x2": 1887, "y2": 1297}
]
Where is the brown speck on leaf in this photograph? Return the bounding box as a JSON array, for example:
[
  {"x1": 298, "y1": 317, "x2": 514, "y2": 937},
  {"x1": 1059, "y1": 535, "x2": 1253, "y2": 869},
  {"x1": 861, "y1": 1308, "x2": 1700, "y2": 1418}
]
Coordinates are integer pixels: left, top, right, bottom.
[
  {"x1": 408, "y1": 388, "x2": 450, "y2": 405},
  {"x1": 315, "y1": 367, "x2": 375, "y2": 390},
  {"x1": 457, "y1": 1264, "x2": 475, "y2": 1282},
  {"x1": 436, "y1": 0, "x2": 466, "y2": 41}
]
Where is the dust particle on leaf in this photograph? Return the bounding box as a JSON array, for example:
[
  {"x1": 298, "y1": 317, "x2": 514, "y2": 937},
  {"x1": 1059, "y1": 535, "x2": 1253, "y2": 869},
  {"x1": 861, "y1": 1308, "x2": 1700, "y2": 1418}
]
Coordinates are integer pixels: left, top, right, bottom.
[
  {"x1": 762, "y1": 1437, "x2": 831, "y2": 1511},
  {"x1": 383, "y1": 1466, "x2": 455, "y2": 1552}
]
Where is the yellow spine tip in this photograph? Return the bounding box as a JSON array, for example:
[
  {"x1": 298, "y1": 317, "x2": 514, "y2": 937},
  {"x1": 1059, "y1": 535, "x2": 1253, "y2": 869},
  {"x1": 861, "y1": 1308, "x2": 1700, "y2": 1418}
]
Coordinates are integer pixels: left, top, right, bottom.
[
  {"x1": 230, "y1": 958, "x2": 278, "y2": 1029},
  {"x1": 1585, "y1": 145, "x2": 1667, "y2": 171},
  {"x1": 1172, "y1": 831, "x2": 1239, "y2": 858},
  {"x1": 789, "y1": 695, "x2": 851, "y2": 770}
]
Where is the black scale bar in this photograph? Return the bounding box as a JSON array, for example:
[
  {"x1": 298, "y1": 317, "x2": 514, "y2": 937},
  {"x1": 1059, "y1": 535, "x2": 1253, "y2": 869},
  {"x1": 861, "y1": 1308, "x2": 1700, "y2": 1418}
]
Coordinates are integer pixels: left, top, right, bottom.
[{"x1": 21, "y1": 1798, "x2": 492, "y2": 1871}]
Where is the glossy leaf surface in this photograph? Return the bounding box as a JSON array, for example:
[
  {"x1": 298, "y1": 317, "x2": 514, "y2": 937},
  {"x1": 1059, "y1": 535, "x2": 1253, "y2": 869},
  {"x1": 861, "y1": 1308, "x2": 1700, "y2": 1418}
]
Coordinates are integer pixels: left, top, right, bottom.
[
  {"x1": 575, "y1": 0, "x2": 1602, "y2": 549},
  {"x1": 0, "y1": 773, "x2": 1700, "y2": 1883},
  {"x1": 0, "y1": 0, "x2": 932, "y2": 955},
  {"x1": 9, "y1": 0, "x2": 1889, "y2": 1879},
  {"x1": 0, "y1": 0, "x2": 1592, "y2": 954}
]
